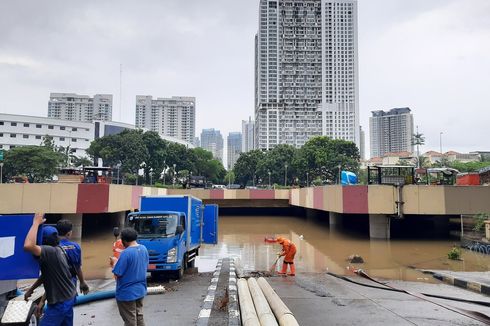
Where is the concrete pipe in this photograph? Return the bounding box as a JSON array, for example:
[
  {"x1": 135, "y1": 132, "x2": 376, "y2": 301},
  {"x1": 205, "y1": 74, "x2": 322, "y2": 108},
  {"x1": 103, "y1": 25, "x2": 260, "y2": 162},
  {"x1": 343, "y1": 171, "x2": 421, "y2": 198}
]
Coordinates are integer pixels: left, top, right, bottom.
[
  {"x1": 248, "y1": 278, "x2": 279, "y2": 326},
  {"x1": 238, "y1": 278, "x2": 261, "y2": 326},
  {"x1": 235, "y1": 258, "x2": 245, "y2": 278},
  {"x1": 257, "y1": 277, "x2": 299, "y2": 326}
]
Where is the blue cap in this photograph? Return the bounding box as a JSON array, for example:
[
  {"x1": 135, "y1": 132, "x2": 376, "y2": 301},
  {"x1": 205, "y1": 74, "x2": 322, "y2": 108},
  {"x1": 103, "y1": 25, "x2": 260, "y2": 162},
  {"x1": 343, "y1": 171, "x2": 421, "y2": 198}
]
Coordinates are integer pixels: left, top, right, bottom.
[{"x1": 42, "y1": 226, "x2": 58, "y2": 238}]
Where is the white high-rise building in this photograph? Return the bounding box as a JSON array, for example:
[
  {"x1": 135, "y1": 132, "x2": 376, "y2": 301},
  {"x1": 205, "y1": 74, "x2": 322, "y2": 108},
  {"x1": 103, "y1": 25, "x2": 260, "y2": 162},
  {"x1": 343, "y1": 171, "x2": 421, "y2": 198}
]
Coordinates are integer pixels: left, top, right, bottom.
[
  {"x1": 255, "y1": 0, "x2": 359, "y2": 150},
  {"x1": 200, "y1": 128, "x2": 224, "y2": 163},
  {"x1": 227, "y1": 132, "x2": 242, "y2": 170},
  {"x1": 241, "y1": 117, "x2": 255, "y2": 152},
  {"x1": 48, "y1": 93, "x2": 113, "y2": 122},
  {"x1": 369, "y1": 108, "x2": 414, "y2": 158},
  {"x1": 135, "y1": 96, "x2": 195, "y2": 144}
]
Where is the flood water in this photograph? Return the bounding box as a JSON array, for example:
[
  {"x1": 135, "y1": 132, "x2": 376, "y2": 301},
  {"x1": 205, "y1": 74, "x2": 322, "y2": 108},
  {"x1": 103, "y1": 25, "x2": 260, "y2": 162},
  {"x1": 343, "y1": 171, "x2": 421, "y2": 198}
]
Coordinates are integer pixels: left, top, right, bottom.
[{"x1": 81, "y1": 215, "x2": 490, "y2": 282}]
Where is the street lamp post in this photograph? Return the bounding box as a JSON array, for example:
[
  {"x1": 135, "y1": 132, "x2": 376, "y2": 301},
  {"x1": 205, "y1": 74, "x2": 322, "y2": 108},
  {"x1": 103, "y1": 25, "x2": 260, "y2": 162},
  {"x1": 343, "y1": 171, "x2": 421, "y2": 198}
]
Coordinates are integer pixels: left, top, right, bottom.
[
  {"x1": 268, "y1": 170, "x2": 271, "y2": 189},
  {"x1": 163, "y1": 160, "x2": 166, "y2": 185},
  {"x1": 284, "y1": 164, "x2": 288, "y2": 187},
  {"x1": 173, "y1": 164, "x2": 176, "y2": 186},
  {"x1": 116, "y1": 163, "x2": 121, "y2": 185},
  {"x1": 150, "y1": 168, "x2": 153, "y2": 186},
  {"x1": 306, "y1": 171, "x2": 309, "y2": 187},
  {"x1": 0, "y1": 163, "x2": 3, "y2": 184}
]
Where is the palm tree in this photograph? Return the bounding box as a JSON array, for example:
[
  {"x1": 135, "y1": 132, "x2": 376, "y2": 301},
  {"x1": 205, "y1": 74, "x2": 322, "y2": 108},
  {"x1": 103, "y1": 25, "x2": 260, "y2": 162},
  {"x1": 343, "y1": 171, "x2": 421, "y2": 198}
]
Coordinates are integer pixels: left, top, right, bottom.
[{"x1": 412, "y1": 126, "x2": 425, "y2": 168}]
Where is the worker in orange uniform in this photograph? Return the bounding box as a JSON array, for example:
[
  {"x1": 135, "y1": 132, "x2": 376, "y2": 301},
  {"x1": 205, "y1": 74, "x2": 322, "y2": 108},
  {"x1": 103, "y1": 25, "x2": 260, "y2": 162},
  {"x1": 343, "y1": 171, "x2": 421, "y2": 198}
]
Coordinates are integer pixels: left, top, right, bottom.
[
  {"x1": 112, "y1": 239, "x2": 125, "y2": 260},
  {"x1": 275, "y1": 237, "x2": 297, "y2": 276}
]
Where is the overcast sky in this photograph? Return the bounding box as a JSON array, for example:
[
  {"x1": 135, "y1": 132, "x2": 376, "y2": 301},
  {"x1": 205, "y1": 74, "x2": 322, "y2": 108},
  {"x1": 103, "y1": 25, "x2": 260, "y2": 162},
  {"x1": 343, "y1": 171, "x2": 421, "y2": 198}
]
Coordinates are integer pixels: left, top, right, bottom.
[{"x1": 1, "y1": 0, "x2": 489, "y2": 160}]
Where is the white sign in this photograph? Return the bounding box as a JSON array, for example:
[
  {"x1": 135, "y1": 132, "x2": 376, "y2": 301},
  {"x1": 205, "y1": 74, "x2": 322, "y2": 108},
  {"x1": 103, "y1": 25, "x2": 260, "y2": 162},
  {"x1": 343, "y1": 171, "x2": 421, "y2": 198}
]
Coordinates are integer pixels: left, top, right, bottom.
[{"x1": 0, "y1": 236, "x2": 15, "y2": 258}]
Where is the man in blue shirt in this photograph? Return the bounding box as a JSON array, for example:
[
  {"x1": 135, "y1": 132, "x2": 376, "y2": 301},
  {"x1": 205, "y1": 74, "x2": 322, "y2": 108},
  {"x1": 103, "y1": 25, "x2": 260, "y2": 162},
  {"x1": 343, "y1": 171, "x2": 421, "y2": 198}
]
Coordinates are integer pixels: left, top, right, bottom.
[
  {"x1": 110, "y1": 227, "x2": 149, "y2": 326},
  {"x1": 56, "y1": 219, "x2": 89, "y2": 294}
]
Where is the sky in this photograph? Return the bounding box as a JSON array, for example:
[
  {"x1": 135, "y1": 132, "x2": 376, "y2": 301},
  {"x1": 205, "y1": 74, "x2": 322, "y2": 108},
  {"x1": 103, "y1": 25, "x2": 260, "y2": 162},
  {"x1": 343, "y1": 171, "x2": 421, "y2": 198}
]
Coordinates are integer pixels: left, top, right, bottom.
[{"x1": 1, "y1": 0, "x2": 489, "y2": 162}]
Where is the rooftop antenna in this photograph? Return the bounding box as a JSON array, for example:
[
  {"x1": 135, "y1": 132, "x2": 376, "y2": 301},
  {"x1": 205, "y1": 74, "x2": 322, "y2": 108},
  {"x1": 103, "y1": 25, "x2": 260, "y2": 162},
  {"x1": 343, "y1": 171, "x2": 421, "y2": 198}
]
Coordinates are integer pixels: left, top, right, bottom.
[{"x1": 119, "y1": 63, "x2": 122, "y2": 122}]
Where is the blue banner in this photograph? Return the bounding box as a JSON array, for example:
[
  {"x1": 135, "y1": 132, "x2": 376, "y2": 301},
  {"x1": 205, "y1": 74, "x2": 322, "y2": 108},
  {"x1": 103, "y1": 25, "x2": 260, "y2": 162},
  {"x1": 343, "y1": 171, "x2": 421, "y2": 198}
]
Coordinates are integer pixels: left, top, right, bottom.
[{"x1": 0, "y1": 214, "x2": 41, "y2": 280}]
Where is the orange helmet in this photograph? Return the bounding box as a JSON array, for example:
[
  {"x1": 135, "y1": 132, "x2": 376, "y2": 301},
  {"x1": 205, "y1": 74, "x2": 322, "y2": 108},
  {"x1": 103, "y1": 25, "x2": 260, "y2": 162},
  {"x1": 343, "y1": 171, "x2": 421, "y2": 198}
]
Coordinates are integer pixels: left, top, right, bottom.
[{"x1": 276, "y1": 237, "x2": 285, "y2": 244}]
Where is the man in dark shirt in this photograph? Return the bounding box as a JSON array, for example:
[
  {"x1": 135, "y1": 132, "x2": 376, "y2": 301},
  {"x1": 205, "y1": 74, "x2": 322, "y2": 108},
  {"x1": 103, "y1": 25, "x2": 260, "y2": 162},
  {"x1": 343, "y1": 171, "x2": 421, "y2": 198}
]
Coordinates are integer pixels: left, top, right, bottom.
[
  {"x1": 57, "y1": 219, "x2": 89, "y2": 294},
  {"x1": 24, "y1": 213, "x2": 76, "y2": 326},
  {"x1": 110, "y1": 228, "x2": 149, "y2": 326}
]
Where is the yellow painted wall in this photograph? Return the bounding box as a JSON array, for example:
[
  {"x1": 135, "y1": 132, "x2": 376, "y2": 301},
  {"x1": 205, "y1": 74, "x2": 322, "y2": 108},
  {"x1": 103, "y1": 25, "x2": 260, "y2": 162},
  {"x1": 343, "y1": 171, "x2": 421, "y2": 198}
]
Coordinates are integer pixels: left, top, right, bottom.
[
  {"x1": 324, "y1": 186, "x2": 343, "y2": 213},
  {"x1": 49, "y1": 184, "x2": 78, "y2": 213},
  {"x1": 368, "y1": 186, "x2": 396, "y2": 214},
  {"x1": 108, "y1": 185, "x2": 133, "y2": 212},
  {"x1": 275, "y1": 190, "x2": 290, "y2": 200},
  {"x1": 0, "y1": 184, "x2": 24, "y2": 213},
  {"x1": 290, "y1": 189, "x2": 300, "y2": 206},
  {"x1": 403, "y1": 185, "x2": 446, "y2": 215},
  {"x1": 444, "y1": 186, "x2": 490, "y2": 215}
]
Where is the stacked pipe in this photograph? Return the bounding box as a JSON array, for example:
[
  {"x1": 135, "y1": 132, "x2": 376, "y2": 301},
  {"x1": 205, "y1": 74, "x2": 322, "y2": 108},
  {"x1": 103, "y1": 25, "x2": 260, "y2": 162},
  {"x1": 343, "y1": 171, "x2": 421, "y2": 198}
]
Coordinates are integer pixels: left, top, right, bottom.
[
  {"x1": 237, "y1": 275, "x2": 299, "y2": 326},
  {"x1": 257, "y1": 277, "x2": 299, "y2": 326}
]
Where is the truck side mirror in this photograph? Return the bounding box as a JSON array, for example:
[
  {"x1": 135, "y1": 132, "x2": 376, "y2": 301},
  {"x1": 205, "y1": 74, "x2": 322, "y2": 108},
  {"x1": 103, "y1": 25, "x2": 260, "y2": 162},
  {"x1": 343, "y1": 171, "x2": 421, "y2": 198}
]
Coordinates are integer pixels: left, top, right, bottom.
[
  {"x1": 113, "y1": 227, "x2": 120, "y2": 238},
  {"x1": 176, "y1": 225, "x2": 184, "y2": 235}
]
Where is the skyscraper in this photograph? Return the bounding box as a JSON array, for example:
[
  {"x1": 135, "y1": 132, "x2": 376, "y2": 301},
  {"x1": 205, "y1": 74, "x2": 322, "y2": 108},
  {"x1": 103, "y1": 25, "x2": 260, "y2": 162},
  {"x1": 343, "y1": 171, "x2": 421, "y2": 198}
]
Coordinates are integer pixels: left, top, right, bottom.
[
  {"x1": 369, "y1": 108, "x2": 414, "y2": 158},
  {"x1": 200, "y1": 128, "x2": 224, "y2": 163},
  {"x1": 241, "y1": 117, "x2": 255, "y2": 152},
  {"x1": 135, "y1": 96, "x2": 195, "y2": 143},
  {"x1": 48, "y1": 93, "x2": 113, "y2": 122},
  {"x1": 227, "y1": 132, "x2": 242, "y2": 170},
  {"x1": 255, "y1": 0, "x2": 359, "y2": 150}
]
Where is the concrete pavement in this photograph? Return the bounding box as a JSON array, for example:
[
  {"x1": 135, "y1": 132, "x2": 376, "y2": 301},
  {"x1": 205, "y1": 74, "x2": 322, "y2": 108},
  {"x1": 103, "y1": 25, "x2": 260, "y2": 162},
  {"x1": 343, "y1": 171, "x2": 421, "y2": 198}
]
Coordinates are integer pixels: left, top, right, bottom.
[{"x1": 268, "y1": 273, "x2": 490, "y2": 325}]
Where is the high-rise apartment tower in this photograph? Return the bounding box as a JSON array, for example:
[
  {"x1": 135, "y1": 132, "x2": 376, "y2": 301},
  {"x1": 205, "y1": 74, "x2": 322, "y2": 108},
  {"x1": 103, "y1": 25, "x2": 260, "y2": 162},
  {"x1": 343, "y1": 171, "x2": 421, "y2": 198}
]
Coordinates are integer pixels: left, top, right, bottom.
[
  {"x1": 255, "y1": 0, "x2": 359, "y2": 150},
  {"x1": 369, "y1": 108, "x2": 414, "y2": 158},
  {"x1": 48, "y1": 93, "x2": 113, "y2": 122},
  {"x1": 227, "y1": 132, "x2": 243, "y2": 170},
  {"x1": 200, "y1": 128, "x2": 224, "y2": 163},
  {"x1": 241, "y1": 117, "x2": 255, "y2": 152},
  {"x1": 135, "y1": 96, "x2": 195, "y2": 143}
]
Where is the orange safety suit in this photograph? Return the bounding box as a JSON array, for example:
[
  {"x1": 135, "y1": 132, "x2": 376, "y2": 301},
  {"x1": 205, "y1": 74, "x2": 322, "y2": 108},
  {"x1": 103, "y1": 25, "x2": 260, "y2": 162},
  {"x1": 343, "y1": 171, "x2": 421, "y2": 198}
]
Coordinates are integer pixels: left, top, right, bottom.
[
  {"x1": 112, "y1": 239, "x2": 125, "y2": 259},
  {"x1": 276, "y1": 237, "x2": 297, "y2": 276}
]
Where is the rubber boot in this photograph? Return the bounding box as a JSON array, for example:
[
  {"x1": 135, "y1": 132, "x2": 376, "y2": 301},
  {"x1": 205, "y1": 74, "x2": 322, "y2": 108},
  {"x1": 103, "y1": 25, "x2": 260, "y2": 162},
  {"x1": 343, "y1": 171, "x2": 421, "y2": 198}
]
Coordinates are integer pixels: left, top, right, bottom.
[
  {"x1": 278, "y1": 263, "x2": 288, "y2": 276},
  {"x1": 287, "y1": 263, "x2": 296, "y2": 276}
]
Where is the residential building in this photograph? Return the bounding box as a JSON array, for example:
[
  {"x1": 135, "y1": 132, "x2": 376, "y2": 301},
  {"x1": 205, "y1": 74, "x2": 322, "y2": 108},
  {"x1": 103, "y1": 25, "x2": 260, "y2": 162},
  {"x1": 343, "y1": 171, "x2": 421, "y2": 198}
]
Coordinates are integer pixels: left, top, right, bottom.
[
  {"x1": 227, "y1": 132, "x2": 242, "y2": 170},
  {"x1": 200, "y1": 129, "x2": 224, "y2": 163},
  {"x1": 241, "y1": 117, "x2": 255, "y2": 152},
  {"x1": 0, "y1": 113, "x2": 194, "y2": 160},
  {"x1": 369, "y1": 108, "x2": 414, "y2": 158},
  {"x1": 135, "y1": 96, "x2": 195, "y2": 144},
  {"x1": 48, "y1": 93, "x2": 113, "y2": 122},
  {"x1": 255, "y1": 0, "x2": 359, "y2": 150}
]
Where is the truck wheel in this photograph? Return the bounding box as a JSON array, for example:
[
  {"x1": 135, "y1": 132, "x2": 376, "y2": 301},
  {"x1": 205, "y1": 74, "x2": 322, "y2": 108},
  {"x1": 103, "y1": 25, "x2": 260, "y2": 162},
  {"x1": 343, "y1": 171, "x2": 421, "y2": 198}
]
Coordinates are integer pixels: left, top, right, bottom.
[{"x1": 174, "y1": 264, "x2": 184, "y2": 280}]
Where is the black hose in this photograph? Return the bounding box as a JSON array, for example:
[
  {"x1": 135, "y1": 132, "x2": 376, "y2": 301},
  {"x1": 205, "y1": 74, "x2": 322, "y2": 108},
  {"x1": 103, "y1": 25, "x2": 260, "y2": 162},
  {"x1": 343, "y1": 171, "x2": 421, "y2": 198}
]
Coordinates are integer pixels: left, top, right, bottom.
[
  {"x1": 326, "y1": 271, "x2": 490, "y2": 325},
  {"x1": 326, "y1": 272, "x2": 490, "y2": 308}
]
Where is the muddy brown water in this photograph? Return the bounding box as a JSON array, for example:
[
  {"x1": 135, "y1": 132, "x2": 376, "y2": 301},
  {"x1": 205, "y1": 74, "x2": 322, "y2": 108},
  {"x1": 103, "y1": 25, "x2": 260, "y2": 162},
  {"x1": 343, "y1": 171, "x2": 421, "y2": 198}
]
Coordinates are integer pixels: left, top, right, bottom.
[{"x1": 81, "y1": 215, "x2": 490, "y2": 282}]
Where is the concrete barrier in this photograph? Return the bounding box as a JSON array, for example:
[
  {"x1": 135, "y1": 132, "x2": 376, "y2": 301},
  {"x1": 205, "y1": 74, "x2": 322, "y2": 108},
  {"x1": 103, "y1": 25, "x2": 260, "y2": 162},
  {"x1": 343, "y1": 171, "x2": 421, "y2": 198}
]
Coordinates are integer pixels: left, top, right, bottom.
[
  {"x1": 238, "y1": 278, "x2": 260, "y2": 326},
  {"x1": 248, "y1": 278, "x2": 278, "y2": 326},
  {"x1": 257, "y1": 277, "x2": 299, "y2": 326}
]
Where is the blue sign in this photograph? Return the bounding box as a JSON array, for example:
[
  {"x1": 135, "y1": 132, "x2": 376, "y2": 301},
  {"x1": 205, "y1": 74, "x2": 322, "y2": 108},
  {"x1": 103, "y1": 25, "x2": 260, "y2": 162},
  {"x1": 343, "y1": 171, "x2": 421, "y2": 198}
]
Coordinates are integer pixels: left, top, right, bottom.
[{"x1": 0, "y1": 214, "x2": 42, "y2": 280}]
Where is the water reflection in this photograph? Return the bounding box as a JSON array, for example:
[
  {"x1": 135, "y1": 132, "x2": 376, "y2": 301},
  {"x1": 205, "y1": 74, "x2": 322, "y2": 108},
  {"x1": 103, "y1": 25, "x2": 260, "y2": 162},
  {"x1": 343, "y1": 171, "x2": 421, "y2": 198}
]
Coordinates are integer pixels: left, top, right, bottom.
[{"x1": 81, "y1": 215, "x2": 490, "y2": 282}]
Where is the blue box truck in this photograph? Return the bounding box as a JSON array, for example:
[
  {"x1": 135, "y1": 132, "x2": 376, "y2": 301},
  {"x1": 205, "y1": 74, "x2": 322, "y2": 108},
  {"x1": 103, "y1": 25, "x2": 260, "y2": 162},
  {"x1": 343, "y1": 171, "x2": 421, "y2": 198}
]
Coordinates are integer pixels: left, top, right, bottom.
[{"x1": 117, "y1": 195, "x2": 218, "y2": 279}]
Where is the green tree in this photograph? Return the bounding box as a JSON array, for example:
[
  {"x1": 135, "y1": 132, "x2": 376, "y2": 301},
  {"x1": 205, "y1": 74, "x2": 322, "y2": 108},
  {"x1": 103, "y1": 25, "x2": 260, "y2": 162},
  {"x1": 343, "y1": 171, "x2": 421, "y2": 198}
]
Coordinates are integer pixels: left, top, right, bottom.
[
  {"x1": 224, "y1": 170, "x2": 235, "y2": 185},
  {"x1": 71, "y1": 156, "x2": 93, "y2": 167},
  {"x1": 256, "y1": 144, "x2": 298, "y2": 186},
  {"x1": 412, "y1": 128, "x2": 425, "y2": 167},
  {"x1": 233, "y1": 150, "x2": 266, "y2": 186},
  {"x1": 299, "y1": 136, "x2": 360, "y2": 184},
  {"x1": 3, "y1": 146, "x2": 62, "y2": 182},
  {"x1": 142, "y1": 131, "x2": 167, "y2": 184}
]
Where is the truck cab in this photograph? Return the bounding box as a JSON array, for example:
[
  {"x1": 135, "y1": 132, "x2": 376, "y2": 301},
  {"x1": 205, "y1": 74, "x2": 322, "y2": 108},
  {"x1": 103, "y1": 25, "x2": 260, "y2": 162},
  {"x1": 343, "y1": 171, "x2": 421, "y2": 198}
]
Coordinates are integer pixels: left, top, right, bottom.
[{"x1": 123, "y1": 196, "x2": 218, "y2": 279}]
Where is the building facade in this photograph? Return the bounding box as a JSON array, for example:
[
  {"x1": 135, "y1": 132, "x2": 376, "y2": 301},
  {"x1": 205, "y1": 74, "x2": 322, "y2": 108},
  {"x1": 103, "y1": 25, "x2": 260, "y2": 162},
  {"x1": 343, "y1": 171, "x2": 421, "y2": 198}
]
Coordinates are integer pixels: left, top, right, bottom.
[
  {"x1": 369, "y1": 108, "x2": 414, "y2": 158},
  {"x1": 200, "y1": 129, "x2": 224, "y2": 163},
  {"x1": 48, "y1": 93, "x2": 113, "y2": 122},
  {"x1": 227, "y1": 132, "x2": 242, "y2": 170},
  {"x1": 241, "y1": 117, "x2": 255, "y2": 152},
  {"x1": 135, "y1": 96, "x2": 196, "y2": 144},
  {"x1": 255, "y1": 0, "x2": 359, "y2": 150}
]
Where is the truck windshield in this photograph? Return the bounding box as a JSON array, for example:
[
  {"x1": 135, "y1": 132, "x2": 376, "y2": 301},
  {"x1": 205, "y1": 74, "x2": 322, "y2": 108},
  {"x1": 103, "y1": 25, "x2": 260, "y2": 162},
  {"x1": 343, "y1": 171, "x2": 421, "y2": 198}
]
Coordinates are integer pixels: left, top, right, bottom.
[{"x1": 129, "y1": 214, "x2": 178, "y2": 237}]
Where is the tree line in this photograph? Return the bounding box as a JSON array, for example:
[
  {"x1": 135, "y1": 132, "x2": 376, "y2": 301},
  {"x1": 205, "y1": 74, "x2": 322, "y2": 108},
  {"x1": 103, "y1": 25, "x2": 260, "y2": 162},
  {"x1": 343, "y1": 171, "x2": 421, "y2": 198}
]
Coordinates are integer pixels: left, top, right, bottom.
[{"x1": 233, "y1": 136, "x2": 360, "y2": 187}]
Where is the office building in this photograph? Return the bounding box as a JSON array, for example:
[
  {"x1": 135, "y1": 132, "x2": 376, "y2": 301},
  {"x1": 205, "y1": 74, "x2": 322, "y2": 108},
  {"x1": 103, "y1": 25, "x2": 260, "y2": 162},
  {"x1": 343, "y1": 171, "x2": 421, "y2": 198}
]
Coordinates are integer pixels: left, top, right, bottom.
[
  {"x1": 200, "y1": 129, "x2": 224, "y2": 163},
  {"x1": 242, "y1": 117, "x2": 255, "y2": 152},
  {"x1": 135, "y1": 96, "x2": 196, "y2": 144},
  {"x1": 369, "y1": 108, "x2": 414, "y2": 158},
  {"x1": 227, "y1": 132, "x2": 242, "y2": 170},
  {"x1": 255, "y1": 0, "x2": 359, "y2": 150},
  {"x1": 48, "y1": 93, "x2": 113, "y2": 122},
  {"x1": 359, "y1": 125, "x2": 365, "y2": 160}
]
